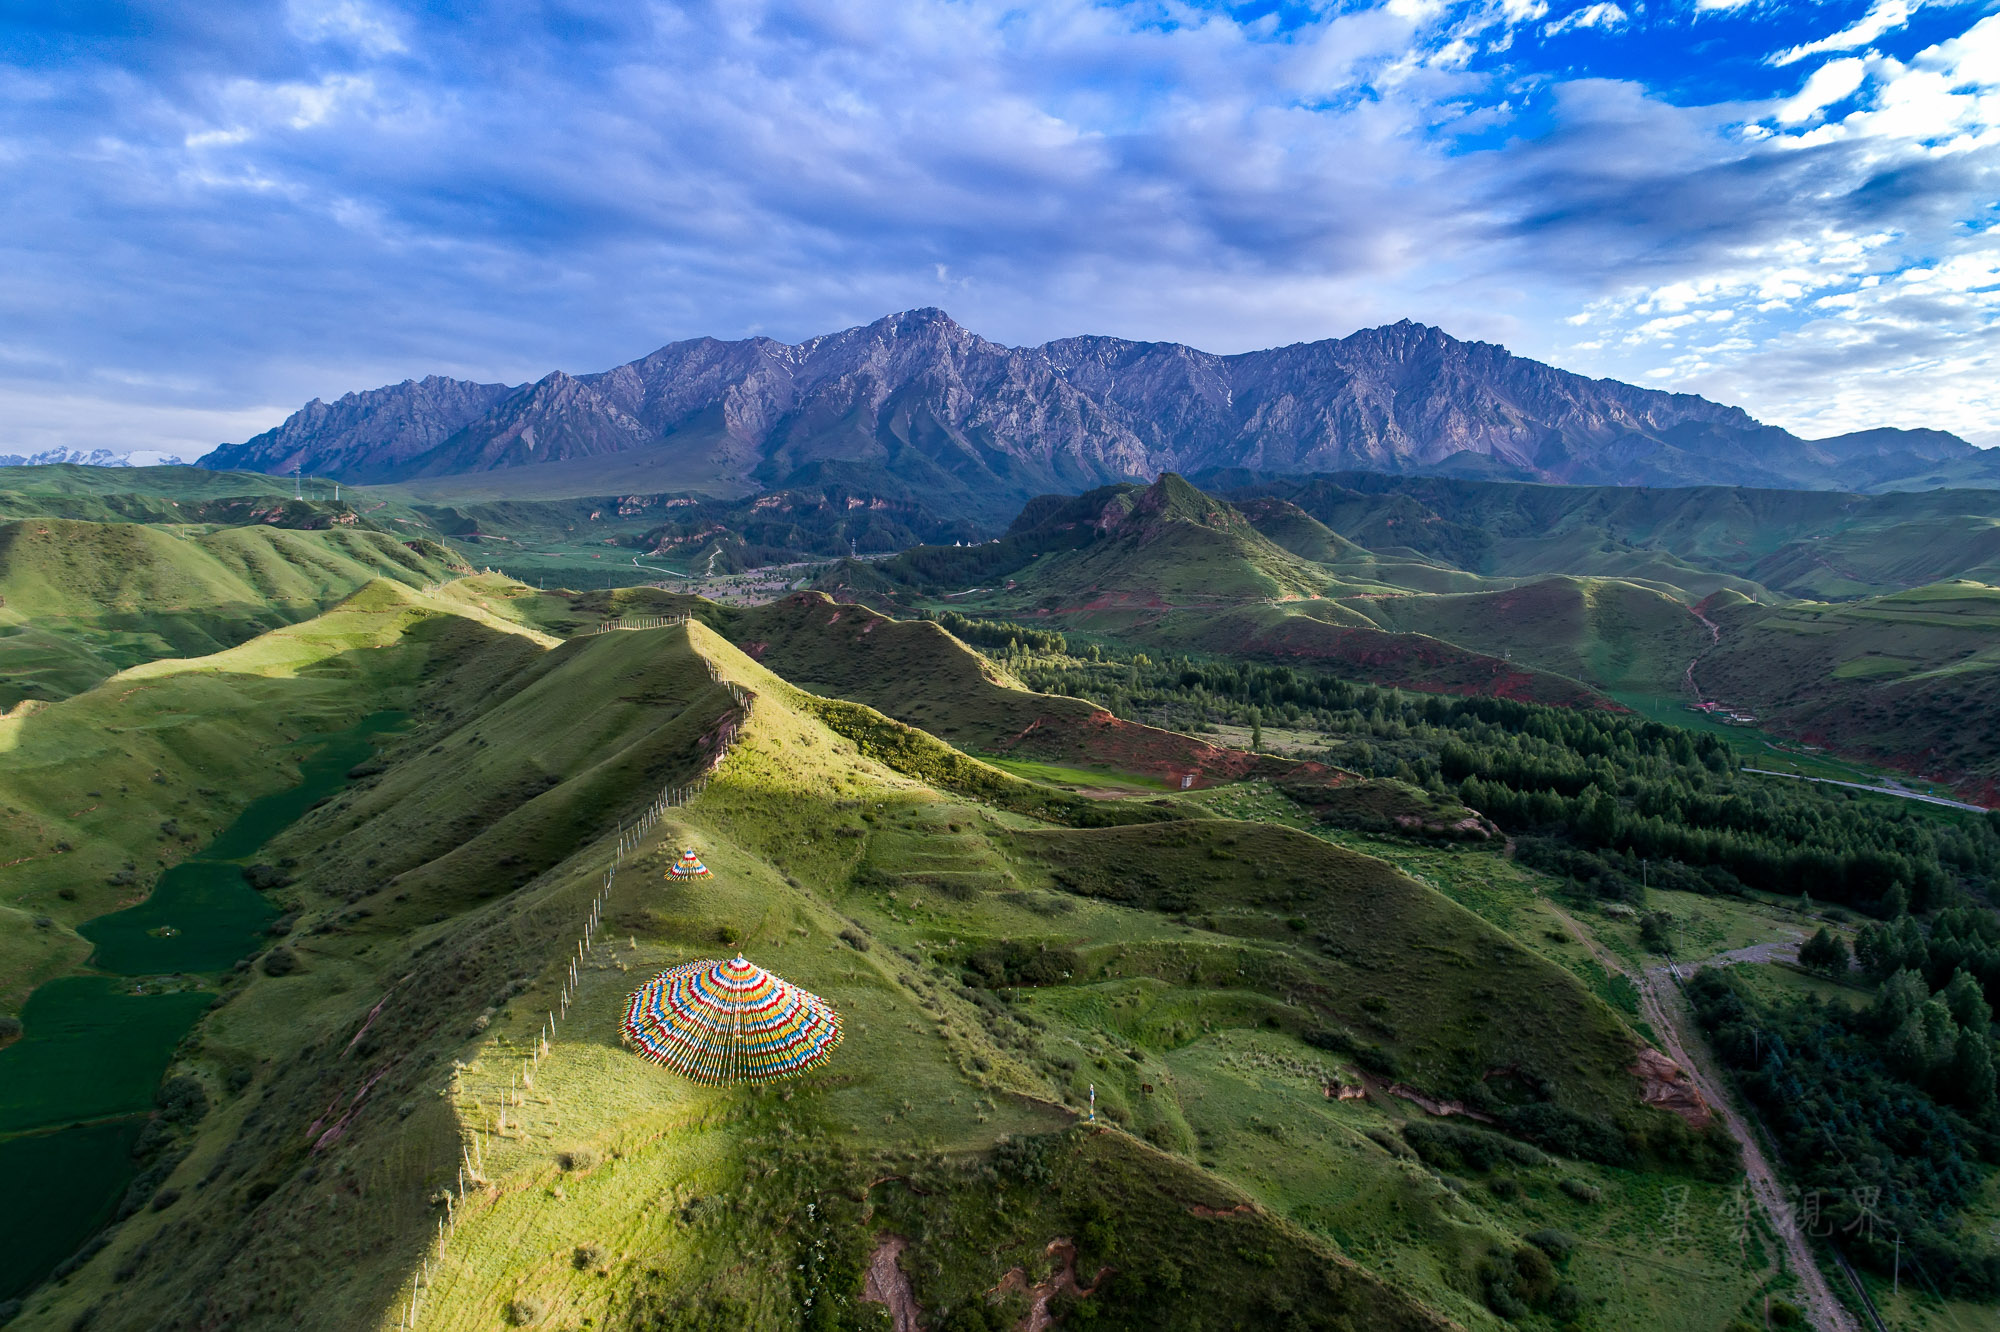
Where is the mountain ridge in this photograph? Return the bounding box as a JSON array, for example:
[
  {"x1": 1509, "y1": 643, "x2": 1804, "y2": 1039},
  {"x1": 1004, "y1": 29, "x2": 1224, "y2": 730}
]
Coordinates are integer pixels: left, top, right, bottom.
[{"x1": 199, "y1": 309, "x2": 1999, "y2": 514}]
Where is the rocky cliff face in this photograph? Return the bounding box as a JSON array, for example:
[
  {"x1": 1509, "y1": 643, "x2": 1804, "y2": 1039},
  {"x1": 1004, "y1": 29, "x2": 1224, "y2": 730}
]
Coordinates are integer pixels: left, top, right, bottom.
[
  {"x1": 203, "y1": 374, "x2": 515, "y2": 478},
  {"x1": 199, "y1": 310, "x2": 1995, "y2": 509}
]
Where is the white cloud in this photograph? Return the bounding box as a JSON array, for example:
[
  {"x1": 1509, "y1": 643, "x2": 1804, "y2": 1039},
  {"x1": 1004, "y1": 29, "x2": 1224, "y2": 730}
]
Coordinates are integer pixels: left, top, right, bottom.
[
  {"x1": 287, "y1": 0, "x2": 408, "y2": 58},
  {"x1": 3, "y1": 0, "x2": 1998, "y2": 460},
  {"x1": 1770, "y1": 0, "x2": 1925, "y2": 67},
  {"x1": 1776, "y1": 57, "x2": 1867, "y2": 124},
  {"x1": 1544, "y1": 3, "x2": 1630, "y2": 37}
]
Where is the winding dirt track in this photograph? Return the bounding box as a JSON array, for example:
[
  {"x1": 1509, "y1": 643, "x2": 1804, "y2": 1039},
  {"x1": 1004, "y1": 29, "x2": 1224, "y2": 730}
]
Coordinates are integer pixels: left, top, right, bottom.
[
  {"x1": 1683, "y1": 602, "x2": 1722, "y2": 699},
  {"x1": 1544, "y1": 902, "x2": 1862, "y2": 1332}
]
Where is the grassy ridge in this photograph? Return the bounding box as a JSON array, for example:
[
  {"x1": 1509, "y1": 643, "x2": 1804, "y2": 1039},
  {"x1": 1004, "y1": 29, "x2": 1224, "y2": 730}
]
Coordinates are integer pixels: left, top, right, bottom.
[
  {"x1": 0, "y1": 579, "x2": 553, "y2": 1009},
  {"x1": 0, "y1": 518, "x2": 465, "y2": 705},
  {"x1": 1214, "y1": 472, "x2": 2000, "y2": 600}
]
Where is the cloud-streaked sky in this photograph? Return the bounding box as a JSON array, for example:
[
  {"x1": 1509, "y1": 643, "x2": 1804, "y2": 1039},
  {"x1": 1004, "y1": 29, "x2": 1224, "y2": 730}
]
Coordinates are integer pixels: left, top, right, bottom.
[{"x1": 3, "y1": 0, "x2": 1997, "y2": 458}]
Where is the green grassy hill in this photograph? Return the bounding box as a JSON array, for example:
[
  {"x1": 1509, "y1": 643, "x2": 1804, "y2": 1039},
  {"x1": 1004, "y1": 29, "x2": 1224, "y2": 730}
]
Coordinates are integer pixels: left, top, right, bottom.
[
  {"x1": 3, "y1": 598, "x2": 1754, "y2": 1331},
  {"x1": 1005, "y1": 474, "x2": 1337, "y2": 606},
  {"x1": 812, "y1": 477, "x2": 1621, "y2": 711},
  {"x1": 1211, "y1": 472, "x2": 2000, "y2": 601},
  {"x1": 1345, "y1": 577, "x2": 1712, "y2": 696},
  {"x1": 719, "y1": 591, "x2": 1373, "y2": 789},
  {"x1": 0, "y1": 578, "x2": 555, "y2": 1010},
  {"x1": 1699, "y1": 580, "x2": 2000, "y2": 801},
  {"x1": 0, "y1": 464, "x2": 309, "y2": 503},
  {"x1": 0, "y1": 518, "x2": 467, "y2": 705}
]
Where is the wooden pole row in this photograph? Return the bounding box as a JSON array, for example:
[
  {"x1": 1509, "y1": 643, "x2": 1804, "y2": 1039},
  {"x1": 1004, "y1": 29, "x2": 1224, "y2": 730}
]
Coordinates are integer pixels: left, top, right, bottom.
[{"x1": 411, "y1": 695, "x2": 756, "y2": 1328}]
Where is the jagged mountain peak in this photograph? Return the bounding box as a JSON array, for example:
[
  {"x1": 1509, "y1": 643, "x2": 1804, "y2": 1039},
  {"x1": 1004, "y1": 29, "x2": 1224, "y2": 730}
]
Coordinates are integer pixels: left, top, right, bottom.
[{"x1": 199, "y1": 311, "x2": 1992, "y2": 510}]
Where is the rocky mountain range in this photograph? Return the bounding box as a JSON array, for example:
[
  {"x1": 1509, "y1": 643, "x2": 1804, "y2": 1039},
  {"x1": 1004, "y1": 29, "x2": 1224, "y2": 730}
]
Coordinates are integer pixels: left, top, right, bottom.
[
  {"x1": 199, "y1": 309, "x2": 1999, "y2": 523},
  {"x1": 3, "y1": 447, "x2": 187, "y2": 468}
]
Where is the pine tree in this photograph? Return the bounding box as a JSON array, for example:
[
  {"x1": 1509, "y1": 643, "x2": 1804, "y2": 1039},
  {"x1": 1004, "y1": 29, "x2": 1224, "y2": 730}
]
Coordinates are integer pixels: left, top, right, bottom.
[
  {"x1": 1950, "y1": 1026, "x2": 1996, "y2": 1108},
  {"x1": 1799, "y1": 927, "x2": 1849, "y2": 976},
  {"x1": 1944, "y1": 968, "x2": 1993, "y2": 1032}
]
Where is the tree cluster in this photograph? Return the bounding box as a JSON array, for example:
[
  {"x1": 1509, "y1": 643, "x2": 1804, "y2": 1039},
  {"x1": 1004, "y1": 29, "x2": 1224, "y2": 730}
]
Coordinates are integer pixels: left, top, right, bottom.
[{"x1": 1688, "y1": 968, "x2": 2000, "y2": 1297}]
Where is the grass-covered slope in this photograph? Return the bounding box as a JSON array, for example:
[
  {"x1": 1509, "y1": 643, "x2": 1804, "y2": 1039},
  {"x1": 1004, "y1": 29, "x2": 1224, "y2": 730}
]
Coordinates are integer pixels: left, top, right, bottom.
[
  {"x1": 0, "y1": 464, "x2": 309, "y2": 504},
  {"x1": 1004, "y1": 474, "x2": 1337, "y2": 606},
  {"x1": 1346, "y1": 577, "x2": 1712, "y2": 696},
  {"x1": 9, "y1": 609, "x2": 1743, "y2": 1332},
  {"x1": 808, "y1": 475, "x2": 1623, "y2": 711},
  {"x1": 0, "y1": 579, "x2": 555, "y2": 1009},
  {"x1": 722, "y1": 591, "x2": 1370, "y2": 789},
  {"x1": 1212, "y1": 471, "x2": 2000, "y2": 601},
  {"x1": 1699, "y1": 580, "x2": 2000, "y2": 800},
  {"x1": 0, "y1": 518, "x2": 466, "y2": 705}
]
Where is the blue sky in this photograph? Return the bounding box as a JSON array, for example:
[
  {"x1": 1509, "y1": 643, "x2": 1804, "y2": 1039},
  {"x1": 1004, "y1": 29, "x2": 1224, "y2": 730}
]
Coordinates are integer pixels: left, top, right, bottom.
[{"x1": 2, "y1": 0, "x2": 1997, "y2": 458}]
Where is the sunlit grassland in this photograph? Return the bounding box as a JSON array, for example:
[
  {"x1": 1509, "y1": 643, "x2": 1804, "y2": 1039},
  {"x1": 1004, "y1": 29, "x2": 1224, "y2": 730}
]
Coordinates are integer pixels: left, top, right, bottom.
[
  {"x1": 0, "y1": 580, "x2": 552, "y2": 1010},
  {"x1": 15, "y1": 608, "x2": 1803, "y2": 1331}
]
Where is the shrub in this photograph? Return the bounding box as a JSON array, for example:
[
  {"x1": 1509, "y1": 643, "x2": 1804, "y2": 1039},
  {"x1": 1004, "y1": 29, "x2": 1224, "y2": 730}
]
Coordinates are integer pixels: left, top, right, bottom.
[
  {"x1": 573, "y1": 1242, "x2": 608, "y2": 1270},
  {"x1": 261, "y1": 946, "x2": 298, "y2": 977},
  {"x1": 504, "y1": 1296, "x2": 545, "y2": 1326},
  {"x1": 1497, "y1": 1103, "x2": 1631, "y2": 1166},
  {"x1": 1525, "y1": 1229, "x2": 1577, "y2": 1264},
  {"x1": 240, "y1": 864, "x2": 293, "y2": 891},
  {"x1": 959, "y1": 940, "x2": 1077, "y2": 988},
  {"x1": 157, "y1": 1075, "x2": 209, "y2": 1125}
]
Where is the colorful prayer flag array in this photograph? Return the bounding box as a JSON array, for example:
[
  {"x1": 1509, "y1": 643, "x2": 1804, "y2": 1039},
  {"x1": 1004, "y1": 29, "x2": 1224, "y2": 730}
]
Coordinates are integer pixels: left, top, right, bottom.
[{"x1": 621, "y1": 955, "x2": 842, "y2": 1083}]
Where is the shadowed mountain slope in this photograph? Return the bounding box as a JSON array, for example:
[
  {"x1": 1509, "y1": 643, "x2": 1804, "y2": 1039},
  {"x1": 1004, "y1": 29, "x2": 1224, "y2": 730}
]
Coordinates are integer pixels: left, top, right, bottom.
[{"x1": 1214, "y1": 471, "x2": 2000, "y2": 600}]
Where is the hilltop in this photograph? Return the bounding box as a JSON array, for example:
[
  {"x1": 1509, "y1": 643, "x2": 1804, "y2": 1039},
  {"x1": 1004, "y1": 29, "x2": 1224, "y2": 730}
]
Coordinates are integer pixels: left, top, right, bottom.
[{"x1": 197, "y1": 310, "x2": 2000, "y2": 515}]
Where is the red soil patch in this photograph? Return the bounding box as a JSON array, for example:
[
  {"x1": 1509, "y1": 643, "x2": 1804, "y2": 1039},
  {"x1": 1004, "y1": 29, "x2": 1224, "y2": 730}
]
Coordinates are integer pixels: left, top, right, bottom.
[
  {"x1": 995, "y1": 707, "x2": 1360, "y2": 796},
  {"x1": 989, "y1": 1237, "x2": 1112, "y2": 1332},
  {"x1": 1632, "y1": 1048, "x2": 1713, "y2": 1129},
  {"x1": 1187, "y1": 1202, "x2": 1255, "y2": 1218},
  {"x1": 1212, "y1": 615, "x2": 1615, "y2": 710}
]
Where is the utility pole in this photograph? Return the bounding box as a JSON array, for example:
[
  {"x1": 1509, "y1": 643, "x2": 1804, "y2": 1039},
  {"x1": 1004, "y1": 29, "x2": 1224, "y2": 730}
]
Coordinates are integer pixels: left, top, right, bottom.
[{"x1": 294, "y1": 464, "x2": 302, "y2": 500}]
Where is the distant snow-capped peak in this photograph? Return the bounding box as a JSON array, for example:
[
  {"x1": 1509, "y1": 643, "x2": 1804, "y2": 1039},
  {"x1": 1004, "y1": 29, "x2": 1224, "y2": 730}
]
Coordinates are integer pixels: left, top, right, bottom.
[{"x1": 0, "y1": 447, "x2": 188, "y2": 468}]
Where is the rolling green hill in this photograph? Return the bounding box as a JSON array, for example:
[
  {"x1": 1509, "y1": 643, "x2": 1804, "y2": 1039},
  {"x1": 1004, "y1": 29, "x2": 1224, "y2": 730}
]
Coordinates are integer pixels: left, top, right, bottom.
[
  {"x1": 0, "y1": 518, "x2": 467, "y2": 705},
  {"x1": 1699, "y1": 580, "x2": 2000, "y2": 801},
  {"x1": 810, "y1": 476, "x2": 1619, "y2": 710},
  {"x1": 1002, "y1": 474, "x2": 1337, "y2": 606},
  {"x1": 1209, "y1": 471, "x2": 2000, "y2": 601},
  {"x1": 1345, "y1": 577, "x2": 1712, "y2": 696},
  {"x1": 3, "y1": 592, "x2": 1755, "y2": 1331}
]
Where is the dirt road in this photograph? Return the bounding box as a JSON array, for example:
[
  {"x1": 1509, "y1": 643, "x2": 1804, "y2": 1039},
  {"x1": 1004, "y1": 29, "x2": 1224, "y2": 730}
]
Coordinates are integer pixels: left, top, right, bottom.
[
  {"x1": 1742, "y1": 765, "x2": 1989, "y2": 813},
  {"x1": 1684, "y1": 603, "x2": 1722, "y2": 700},
  {"x1": 1545, "y1": 902, "x2": 1862, "y2": 1332}
]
